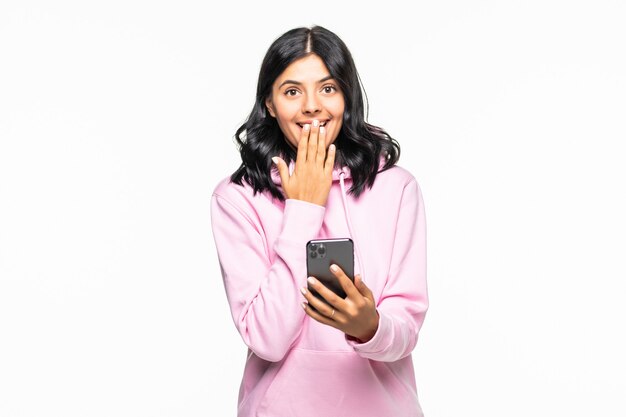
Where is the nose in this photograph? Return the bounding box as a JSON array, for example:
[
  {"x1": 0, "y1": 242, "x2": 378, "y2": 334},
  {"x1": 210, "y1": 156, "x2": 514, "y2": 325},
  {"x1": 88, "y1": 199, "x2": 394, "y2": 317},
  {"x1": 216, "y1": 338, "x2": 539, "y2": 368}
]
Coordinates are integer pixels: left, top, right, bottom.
[{"x1": 302, "y1": 93, "x2": 321, "y2": 115}]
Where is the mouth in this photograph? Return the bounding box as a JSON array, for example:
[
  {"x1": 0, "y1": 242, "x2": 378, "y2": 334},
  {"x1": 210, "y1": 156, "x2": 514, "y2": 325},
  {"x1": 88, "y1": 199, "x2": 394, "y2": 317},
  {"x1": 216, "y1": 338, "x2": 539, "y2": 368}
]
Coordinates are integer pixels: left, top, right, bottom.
[{"x1": 296, "y1": 120, "x2": 329, "y2": 129}]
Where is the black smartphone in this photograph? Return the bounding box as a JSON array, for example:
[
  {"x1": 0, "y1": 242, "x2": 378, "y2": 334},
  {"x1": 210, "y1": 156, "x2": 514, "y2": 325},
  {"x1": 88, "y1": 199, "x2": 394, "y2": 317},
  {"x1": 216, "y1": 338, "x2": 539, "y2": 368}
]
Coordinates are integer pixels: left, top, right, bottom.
[{"x1": 306, "y1": 238, "x2": 354, "y2": 304}]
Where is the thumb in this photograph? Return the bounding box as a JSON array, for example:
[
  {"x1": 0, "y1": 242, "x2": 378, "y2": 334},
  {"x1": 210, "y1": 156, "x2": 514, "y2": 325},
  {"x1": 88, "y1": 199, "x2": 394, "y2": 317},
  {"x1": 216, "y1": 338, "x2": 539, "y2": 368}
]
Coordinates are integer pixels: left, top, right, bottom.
[
  {"x1": 272, "y1": 156, "x2": 290, "y2": 185},
  {"x1": 354, "y1": 275, "x2": 374, "y2": 300}
]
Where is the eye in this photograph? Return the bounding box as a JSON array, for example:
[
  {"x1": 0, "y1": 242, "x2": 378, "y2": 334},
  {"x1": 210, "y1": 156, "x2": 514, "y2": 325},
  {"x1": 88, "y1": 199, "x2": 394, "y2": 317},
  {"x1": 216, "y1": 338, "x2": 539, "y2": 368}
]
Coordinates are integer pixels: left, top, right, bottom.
[
  {"x1": 284, "y1": 88, "x2": 299, "y2": 97},
  {"x1": 322, "y1": 85, "x2": 337, "y2": 94}
]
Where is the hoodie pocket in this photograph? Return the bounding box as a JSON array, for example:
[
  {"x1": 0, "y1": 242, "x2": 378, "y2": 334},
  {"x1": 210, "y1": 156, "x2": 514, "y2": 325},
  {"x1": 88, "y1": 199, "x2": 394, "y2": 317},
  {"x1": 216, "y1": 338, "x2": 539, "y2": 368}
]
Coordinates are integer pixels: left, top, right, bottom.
[{"x1": 255, "y1": 348, "x2": 421, "y2": 417}]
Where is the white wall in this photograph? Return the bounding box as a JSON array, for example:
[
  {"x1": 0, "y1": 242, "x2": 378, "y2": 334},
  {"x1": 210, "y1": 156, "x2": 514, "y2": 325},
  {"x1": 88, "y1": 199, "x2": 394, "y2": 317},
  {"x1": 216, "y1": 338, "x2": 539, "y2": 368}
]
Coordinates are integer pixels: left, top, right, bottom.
[{"x1": 1, "y1": 1, "x2": 624, "y2": 416}]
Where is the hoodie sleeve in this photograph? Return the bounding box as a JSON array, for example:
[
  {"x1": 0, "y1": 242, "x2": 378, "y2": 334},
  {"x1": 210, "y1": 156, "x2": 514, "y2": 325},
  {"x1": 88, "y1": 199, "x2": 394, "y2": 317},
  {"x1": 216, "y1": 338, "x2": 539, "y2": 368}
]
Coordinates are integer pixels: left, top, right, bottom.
[
  {"x1": 347, "y1": 178, "x2": 428, "y2": 362},
  {"x1": 211, "y1": 192, "x2": 325, "y2": 362}
]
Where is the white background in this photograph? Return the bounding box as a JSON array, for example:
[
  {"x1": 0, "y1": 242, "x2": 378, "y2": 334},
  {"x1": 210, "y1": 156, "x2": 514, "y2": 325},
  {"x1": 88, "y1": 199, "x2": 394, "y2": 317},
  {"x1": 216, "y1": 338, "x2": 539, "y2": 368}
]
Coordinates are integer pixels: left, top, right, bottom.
[{"x1": 1, "y1": 1, "x2": 625, "y2": 416}]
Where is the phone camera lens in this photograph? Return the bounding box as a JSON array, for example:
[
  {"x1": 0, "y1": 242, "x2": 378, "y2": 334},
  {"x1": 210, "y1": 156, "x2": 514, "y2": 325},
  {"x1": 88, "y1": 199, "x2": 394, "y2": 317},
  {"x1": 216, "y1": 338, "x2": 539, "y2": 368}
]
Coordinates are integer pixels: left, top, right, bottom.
[
  {"x1": 310, "y1": 251, "x2": 317, "y2": 259},
  {"x1": 318, "y1": 245, "x2": 326, "y2": 255}
]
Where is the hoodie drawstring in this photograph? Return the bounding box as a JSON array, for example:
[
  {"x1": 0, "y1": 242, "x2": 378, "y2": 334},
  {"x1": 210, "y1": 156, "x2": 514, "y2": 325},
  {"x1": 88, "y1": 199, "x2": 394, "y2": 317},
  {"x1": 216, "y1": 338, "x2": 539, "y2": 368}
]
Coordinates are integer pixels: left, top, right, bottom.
[{"x1": 338, "y1": 172, "x2": 365, "y2": 280}]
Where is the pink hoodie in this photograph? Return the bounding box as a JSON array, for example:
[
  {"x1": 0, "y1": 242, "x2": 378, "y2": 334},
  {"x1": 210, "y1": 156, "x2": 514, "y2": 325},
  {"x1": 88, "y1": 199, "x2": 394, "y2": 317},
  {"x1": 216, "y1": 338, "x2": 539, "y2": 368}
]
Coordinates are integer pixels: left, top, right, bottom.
[{"x1": 210, "y1": 162, "x2": 428, "y2": 417}]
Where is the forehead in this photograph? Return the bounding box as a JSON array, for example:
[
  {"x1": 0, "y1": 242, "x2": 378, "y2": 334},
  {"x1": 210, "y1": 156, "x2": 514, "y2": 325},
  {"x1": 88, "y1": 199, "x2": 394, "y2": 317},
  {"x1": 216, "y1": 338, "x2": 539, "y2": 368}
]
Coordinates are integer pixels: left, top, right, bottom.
[{"x1": 274, "y1": 54, "x2": 331, "y2": 84}]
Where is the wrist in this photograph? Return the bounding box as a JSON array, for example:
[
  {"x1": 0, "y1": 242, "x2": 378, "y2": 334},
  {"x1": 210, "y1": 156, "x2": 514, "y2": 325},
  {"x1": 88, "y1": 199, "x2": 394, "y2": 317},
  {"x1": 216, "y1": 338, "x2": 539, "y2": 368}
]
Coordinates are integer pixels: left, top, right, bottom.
[{"x1": 349, "y1": 311, "x2": 380, "y2": 344}]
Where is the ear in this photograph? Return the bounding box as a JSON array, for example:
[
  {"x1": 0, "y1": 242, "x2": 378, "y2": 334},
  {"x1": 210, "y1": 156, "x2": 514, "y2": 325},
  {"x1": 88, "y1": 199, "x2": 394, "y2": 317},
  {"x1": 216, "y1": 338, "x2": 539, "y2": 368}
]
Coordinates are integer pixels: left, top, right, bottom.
[{"x1": 265, "y1": 97, "x2": 276, "y2": 118}]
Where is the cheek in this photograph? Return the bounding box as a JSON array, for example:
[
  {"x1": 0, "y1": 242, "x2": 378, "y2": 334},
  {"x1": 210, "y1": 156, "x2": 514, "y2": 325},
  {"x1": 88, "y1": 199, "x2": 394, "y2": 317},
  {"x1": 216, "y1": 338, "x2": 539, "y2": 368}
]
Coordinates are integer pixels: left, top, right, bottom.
[
  {"x1": 329, "y1": 97, "x2": 345, "y2": 119},
  {"x1": 272, "y1": 98, "x2": 299, "y2": 120},
  {"x1": 271, "y1": 101, "x2": 301, "y2": 145},
  {"x1": 330, "y1": 103, "x2": 345, "y2": 130},
  {"x1": 275, "y1": 112, "x2": 299, "y2": 136}
]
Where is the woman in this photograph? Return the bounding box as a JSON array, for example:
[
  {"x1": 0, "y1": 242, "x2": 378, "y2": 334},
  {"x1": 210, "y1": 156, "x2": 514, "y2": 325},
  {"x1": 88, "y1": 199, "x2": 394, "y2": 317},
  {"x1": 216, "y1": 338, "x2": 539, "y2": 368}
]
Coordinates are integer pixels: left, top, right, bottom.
[{"x1": 210, "y1": 25, "x2": 428, "y2": 417}]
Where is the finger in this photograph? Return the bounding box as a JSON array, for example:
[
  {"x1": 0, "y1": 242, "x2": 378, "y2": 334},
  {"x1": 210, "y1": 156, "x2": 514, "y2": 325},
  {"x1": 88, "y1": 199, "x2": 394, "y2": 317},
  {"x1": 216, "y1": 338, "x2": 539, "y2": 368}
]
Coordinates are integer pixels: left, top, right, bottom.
[
  {"x1": 330, "y1": 264, "x2": 360, "y2": 299},
  {"x1": 354, "y1": 274, "x2": 374, "y2": 301},
  {"x1": 302, "y1": 302, "x2": 341, "y2": 328},
  {"x1": 301, "y1": 286, "x2": 335, "y2": 318},
  {"x1": 316, "y1": 125, "x2": 327, "y2": 165},
  {"x1": 295, "y1": 124, "x2": 310, "y2": 168},
  {"x1": 271, "y1": 157, "x2": 289, "y2": 186},
  {"x1": 324, "y1": 144, "x2": 336, "y2": 175},
  {"x1": 307, "y1": 276, "x2": 343, "y2": 310},
  {"x1": 307, "y1": 120, "x2": 319, "y2": 163}
]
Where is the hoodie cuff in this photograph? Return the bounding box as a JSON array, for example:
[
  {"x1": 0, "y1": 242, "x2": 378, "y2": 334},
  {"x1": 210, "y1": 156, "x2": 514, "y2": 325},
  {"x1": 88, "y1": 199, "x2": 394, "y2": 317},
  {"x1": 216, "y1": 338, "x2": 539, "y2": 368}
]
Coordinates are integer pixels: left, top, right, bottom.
[{"x1": 280, "y1": 199, "x2": 325, "y2": 244}]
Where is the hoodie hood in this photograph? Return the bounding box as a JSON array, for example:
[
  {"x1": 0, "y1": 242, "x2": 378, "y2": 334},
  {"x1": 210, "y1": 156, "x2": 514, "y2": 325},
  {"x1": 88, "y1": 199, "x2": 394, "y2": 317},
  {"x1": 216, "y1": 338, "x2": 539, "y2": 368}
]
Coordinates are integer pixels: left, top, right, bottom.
[
  {"x1": 270, "y1": 155, "x2": 389, "y2": 186},
  {"x1": 270, "y1": 160, "x2": 352, "y2": 186}
]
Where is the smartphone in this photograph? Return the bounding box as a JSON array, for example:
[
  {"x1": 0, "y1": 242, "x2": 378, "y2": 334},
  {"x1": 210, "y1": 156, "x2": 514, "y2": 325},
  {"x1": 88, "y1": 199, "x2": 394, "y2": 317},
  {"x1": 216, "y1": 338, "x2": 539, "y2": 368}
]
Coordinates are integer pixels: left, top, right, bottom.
[{"x1": 306, "y1": 238, "x2": 354, "y2": 305}]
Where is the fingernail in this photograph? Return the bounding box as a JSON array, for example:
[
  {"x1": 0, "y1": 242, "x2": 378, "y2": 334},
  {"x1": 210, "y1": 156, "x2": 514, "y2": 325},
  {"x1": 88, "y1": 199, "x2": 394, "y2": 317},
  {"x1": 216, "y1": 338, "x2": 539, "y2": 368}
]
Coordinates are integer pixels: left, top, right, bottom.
[
  {"x1": 304, "y1": 124, "x2": 310, "y2": 131},
  {"x1": 329, "y1": 144, "x2": 336, "y2": 152},
  {"x1": 307, "y1": 277, "x2": 317, "y2": 285},
  {"x1": 330, "y1": 264, "x2": 338, "y2": 272},
  {"x1": 320, "y1": 126, "x2": 325, "y2": 134},
  {"x1": 271, "y1": 156, "x2": 279, "y2": 164},
  {"x1": 301, "y1": 302, "x2": 308, "y2": 310},
  {"x1": 313, "y1": 120, "x2": 319, "y2": 127},
  {"x1": 300, "y1": 287, "x2": 307, "y2": 295}
]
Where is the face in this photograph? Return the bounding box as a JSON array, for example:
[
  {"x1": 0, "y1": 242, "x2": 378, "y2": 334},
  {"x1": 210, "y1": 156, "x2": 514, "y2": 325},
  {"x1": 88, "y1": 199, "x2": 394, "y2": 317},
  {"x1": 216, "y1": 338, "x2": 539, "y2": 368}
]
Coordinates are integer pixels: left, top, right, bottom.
[{"x1": 265, "y1": 54, "x2": 345, "y2": 149}]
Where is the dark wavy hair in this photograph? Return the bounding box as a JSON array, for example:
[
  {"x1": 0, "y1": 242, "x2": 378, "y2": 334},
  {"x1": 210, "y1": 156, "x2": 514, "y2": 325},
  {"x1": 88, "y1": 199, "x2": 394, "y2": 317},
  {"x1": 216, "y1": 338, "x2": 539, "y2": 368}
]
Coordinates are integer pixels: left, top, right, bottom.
[{"x1": 230, "y1": 25, "x2": 400, "y2": 201}]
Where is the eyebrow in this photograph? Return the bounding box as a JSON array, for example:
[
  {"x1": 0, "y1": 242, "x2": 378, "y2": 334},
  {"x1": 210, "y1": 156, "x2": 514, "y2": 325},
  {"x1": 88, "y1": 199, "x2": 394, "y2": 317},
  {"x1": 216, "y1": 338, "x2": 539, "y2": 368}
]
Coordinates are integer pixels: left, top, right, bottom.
[{"x1": 278, "y1": 75, "x2": 335, "y2": 89}]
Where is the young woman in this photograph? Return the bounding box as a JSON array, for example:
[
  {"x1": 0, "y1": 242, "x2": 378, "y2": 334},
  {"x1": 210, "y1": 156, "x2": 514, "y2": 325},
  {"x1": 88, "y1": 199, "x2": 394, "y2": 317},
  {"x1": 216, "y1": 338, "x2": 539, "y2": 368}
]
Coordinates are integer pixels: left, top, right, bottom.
[{"x1": 210, "y1": 25, "x2": 428, "y2": 417}]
